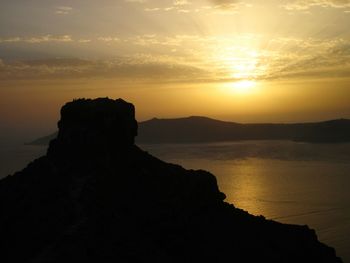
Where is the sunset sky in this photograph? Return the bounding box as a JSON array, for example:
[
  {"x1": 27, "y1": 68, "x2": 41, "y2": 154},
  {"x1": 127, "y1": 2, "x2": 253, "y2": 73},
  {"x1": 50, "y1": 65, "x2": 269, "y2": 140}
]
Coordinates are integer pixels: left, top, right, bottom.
[{"x1": 1, "y1": 0, "x2": 350, "y2": 140}]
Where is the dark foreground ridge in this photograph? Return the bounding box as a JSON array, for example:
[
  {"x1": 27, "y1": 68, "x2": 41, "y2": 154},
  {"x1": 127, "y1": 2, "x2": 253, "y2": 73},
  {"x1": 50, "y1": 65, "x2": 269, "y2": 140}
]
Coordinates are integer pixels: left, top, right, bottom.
[{"x1": 1, "y1": 98, "x2": 342, "y2": 262}]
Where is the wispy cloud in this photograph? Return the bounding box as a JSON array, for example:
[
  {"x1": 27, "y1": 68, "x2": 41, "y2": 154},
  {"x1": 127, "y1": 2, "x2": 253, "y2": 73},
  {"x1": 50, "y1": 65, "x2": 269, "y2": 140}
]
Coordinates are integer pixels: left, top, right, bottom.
[
  {"x1": 1, "y1": 33, "x2": 350, "y2": 83},
  {"x1": 78, "y1": 39, "x2": 92, "y2": 43},
  {"x1": 0, "y1": 57, "x2": 208, "y2": 82},
  {"x1": 205, "y1": 0, "x2": 254, "y2": 12},
  {"x1": 144, "y1": 7, "x2": 161, "y2": 11},
  {"x1": 209, "y1": 0, "x2": 243, "y2": 8},
  {"x1": 126, "y1": 34, "x2": 350, "y2": 82},
  {"x1": 257, "y1": 37, "x2": 350, "y2": 81},
  {"x1": 142, "y1": 0, "x2": 249, "y2": 14},
  {"x1": 283, "y1": 0, "x2": 350, "y2": 10},
  {"x1": 138, "y1": 0, "x2": 194, "y2": 13},
  {"x1": 0, "y1": 35, "x2": 73, "y2": 43},
  {"x1": 124, "y1": 0, "x2": 147, "y2": 3},
  {"x1": 97, "y1": 37, "x2": 120, "y2": 42},
  {"x1": 173, "y1": 0, "x2": 192, "y2": 6},
  {"x1": 208, "y1": 0, "x2": 350, "y2": 10},
  {"x1": 55, "y1": 6, "x2": 73, "y2": 15}
]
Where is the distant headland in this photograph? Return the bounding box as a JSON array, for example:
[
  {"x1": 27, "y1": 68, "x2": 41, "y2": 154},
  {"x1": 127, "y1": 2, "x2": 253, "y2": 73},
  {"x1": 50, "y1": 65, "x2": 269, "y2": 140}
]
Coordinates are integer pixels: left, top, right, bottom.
[{"x1": 31, "y1": 116, "x2": 350, "y2": 145}]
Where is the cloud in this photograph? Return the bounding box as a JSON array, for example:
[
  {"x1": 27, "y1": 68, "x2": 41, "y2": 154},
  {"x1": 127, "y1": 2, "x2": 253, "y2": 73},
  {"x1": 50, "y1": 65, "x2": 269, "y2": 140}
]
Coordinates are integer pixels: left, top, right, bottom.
[
  {"x1": 257, "y1": 37, "x2": 350, "y2": 81},
  {"x1": 208, "y1": 0, "x2": 245, "y2": 8},
  {"x1": 140, "y1": 0, "x2": 245, "y2": 13},
  {"x1": 55, "y1": 6, "x2": 73, "y2": 15},
  {"x1": 97, "y1": 37, "x2": 120, "y2": 42},
  {"x1": 0, "y1": 35, "x2": 73, "y2": 44},
  {"x1": 127, "y1": 34, "x2": 350, "y2": 82},
  {"x1": 0, "y1": 57, "x2": 208, "y2": 82},
  {"x1": 78, "y1": 39, "x2": 92, "y2": 43},
  {"x1": 1, "y1": 33, "x2": 350, "y2": 83},
  {"x1": 210, "y1": 0, "x2": 238, "y2": 4},
  {"x1": 283, "y1": 0, "x2": 350, "y2": 10},
  {"x1": 210, "y1": 0, "x2": 350, "y2": 10},
  {"x1": 199, "y1": 0, "x2": 252, "y2": 14},
  {"x1": 124, "y1": 0, "x2": 147, "y2": 3},
  {"x1": 138, "y1": 0, "x2": 194, "y2": 13},
  {"x1": 0, "y1": 37, "x2": 21, "y2": 43},
  {"x1": 173, "y1": 0, "x2": 191, "y2": 6},
  {"x1": 144, "y1": 7, "x2": 161, "y2": 11}
]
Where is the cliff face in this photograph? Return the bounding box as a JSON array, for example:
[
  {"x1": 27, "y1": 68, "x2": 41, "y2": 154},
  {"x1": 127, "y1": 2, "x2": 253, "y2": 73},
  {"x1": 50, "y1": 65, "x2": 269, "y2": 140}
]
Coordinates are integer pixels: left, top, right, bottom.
[{"x1": 0, "y1": 98, "x2": 342, "y2": 263}]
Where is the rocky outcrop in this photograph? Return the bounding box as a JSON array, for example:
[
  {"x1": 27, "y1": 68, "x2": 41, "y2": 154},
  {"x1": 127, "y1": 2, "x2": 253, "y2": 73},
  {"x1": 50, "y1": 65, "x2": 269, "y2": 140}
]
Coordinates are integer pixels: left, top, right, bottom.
[{"x1": 0, "y1": 98, "x2": 342, "y2": 262}]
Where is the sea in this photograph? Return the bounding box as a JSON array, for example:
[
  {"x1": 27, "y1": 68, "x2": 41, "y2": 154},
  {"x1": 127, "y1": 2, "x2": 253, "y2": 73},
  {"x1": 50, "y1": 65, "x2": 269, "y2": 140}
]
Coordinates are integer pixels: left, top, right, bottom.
[{"x1": 1, "y1": 140, "x2": 349, "y2": 262}]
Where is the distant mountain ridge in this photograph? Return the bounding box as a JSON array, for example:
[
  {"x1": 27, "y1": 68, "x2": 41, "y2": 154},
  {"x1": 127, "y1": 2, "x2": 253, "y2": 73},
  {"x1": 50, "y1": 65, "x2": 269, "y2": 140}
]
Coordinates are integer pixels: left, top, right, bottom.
[{"x1": 31, "y1": 117, "x2": 350, "y2": 145}]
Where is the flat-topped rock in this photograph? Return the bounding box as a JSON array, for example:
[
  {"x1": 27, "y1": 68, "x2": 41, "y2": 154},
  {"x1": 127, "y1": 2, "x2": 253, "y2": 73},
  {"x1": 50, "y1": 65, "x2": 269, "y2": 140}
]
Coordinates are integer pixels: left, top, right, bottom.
[{"x1": 48, "y1": 98, "x2": 137, "y2": 159}]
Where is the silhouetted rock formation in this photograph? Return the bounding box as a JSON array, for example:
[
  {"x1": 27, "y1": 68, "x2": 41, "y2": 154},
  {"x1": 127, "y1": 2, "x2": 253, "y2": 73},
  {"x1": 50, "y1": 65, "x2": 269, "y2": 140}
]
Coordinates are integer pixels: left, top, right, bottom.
[
  {"x1": 30, "y1": 117, "x2": 350, "y2": 145},
  {"x1": 1, "y1": 98, "x2": 342, "y2": 263}
]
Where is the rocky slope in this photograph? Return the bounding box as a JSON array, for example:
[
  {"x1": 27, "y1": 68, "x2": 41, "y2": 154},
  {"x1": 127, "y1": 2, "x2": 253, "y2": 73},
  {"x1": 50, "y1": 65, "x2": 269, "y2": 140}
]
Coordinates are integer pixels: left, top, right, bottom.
[{"x1": 0, "y1": 98, "x2": 342, "y2": 262}]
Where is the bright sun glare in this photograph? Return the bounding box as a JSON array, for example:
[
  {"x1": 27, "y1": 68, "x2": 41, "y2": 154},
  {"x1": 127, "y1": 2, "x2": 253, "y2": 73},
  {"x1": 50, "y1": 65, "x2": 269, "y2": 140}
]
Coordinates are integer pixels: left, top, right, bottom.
[
  {"x1": 215, "y1": 43, "x2": 262, "y2": 95},
  {"x1": 233, "y1": 80, "x2": 256, "y2": 94}
]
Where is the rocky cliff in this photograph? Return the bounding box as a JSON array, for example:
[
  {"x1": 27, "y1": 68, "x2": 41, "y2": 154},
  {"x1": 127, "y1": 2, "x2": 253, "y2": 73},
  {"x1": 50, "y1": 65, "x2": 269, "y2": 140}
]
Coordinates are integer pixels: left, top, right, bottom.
[{"x1": 0, "y1": 98, "x2": 342, "y2": 262}]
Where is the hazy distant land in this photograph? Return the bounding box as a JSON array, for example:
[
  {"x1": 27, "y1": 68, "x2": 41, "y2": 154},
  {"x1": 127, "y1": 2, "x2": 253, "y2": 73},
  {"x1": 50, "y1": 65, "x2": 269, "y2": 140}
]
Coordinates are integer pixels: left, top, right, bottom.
[{"x1": 31, "y1": 117, "x2": 350, "y2": 145}]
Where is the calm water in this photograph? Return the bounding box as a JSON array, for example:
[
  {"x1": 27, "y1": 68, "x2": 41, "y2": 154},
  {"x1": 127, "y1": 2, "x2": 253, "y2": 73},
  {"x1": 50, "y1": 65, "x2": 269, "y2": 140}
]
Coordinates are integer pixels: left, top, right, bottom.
[
  {"x1": 1, "y1": 141, "x2": 349, "y2": 262},
  {"x1": 141, "y1": 141, "x2": 350, "y2": 262}
]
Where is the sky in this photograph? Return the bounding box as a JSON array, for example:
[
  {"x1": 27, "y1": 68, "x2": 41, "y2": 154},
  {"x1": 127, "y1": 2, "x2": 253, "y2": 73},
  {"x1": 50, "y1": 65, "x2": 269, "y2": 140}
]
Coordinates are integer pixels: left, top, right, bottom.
[{"x1": 0, "y1": 0, "x2": 350, "y2": 141}]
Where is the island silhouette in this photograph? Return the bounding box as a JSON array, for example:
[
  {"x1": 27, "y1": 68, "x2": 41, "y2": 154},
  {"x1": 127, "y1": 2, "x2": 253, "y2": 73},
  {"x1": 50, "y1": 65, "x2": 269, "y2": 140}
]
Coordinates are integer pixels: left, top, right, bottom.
[
  {"x1": 31, "y1": 116, "x2": 350, "y2": 145},
  {"x1": 0, "y1": 98, "x2": 342, "y2": 262}
]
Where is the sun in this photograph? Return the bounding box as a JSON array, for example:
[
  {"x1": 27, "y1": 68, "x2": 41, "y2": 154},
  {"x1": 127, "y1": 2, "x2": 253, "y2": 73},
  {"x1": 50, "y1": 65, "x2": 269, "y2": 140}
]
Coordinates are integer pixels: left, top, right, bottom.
[
  {"x1": 218, "y1": 47, "x2": 261, "y2": 94},
  {"x1": 233, "y1": 80, "x2": 256, "y2": 94},
  {"x1": 220, "y1": 79, "x2": 258, "y2": 95}
]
